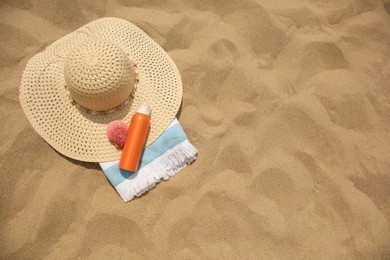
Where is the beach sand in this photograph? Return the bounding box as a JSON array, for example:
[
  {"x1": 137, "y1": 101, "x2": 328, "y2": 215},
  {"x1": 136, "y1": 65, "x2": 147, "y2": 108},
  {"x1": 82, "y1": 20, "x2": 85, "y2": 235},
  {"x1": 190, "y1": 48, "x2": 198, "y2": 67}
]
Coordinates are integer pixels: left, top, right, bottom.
[{"x1": 1, "y1": 0, "x2": 390, "y2": 259}]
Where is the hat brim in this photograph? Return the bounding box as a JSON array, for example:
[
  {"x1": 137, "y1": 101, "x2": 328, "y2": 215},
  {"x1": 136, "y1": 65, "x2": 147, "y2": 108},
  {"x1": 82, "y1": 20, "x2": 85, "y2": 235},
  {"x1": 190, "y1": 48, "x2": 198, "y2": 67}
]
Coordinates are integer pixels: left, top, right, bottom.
[{"x1": 19, "y1": 17, "x2": 182, "y2": 162}]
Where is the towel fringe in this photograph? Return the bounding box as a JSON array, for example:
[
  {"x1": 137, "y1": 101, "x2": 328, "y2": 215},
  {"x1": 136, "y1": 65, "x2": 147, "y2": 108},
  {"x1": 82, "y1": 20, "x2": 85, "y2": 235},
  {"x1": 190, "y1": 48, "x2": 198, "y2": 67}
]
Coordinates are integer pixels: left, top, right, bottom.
[{"x1": 116, "y1": 140, "x2": 197, "y2": 202}]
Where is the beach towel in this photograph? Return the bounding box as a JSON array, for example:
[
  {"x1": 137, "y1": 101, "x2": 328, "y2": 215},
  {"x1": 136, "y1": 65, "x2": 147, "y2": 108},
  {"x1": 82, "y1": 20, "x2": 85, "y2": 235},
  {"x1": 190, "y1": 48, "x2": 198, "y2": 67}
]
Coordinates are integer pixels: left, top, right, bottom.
[{"x1": 100, "y1": 118, "x2": 197, "y2": 202}]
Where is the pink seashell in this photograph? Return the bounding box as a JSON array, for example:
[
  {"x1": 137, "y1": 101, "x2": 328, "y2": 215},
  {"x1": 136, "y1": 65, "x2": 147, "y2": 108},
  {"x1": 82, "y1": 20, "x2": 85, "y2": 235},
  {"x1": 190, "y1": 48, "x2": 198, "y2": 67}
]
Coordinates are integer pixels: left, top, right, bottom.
[{"x1": 106, "y1": 120, "x2": 129, "y2": 149}]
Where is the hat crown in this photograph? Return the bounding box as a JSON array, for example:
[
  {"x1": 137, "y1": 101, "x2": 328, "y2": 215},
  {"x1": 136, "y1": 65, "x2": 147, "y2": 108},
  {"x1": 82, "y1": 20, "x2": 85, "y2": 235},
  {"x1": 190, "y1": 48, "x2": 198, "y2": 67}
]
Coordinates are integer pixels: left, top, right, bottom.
[{"x1": 64, "y1": 38, "x2": 135, "y2": 111}]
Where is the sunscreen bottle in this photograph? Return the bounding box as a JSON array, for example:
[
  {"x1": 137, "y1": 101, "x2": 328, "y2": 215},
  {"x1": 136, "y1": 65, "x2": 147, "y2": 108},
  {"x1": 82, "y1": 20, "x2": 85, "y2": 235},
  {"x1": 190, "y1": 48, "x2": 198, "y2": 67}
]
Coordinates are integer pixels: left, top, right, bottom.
[{"x1": 119, "y1": 104, "x2": 150, "y2": 172}]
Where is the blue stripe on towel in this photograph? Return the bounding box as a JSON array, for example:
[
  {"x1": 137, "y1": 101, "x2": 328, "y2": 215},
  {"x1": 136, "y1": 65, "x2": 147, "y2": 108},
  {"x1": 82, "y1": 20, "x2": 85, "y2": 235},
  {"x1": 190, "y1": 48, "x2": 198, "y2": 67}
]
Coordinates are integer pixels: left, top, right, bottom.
[{"x1": 103, "y1": 122, "x2": 188, "y2": 186}]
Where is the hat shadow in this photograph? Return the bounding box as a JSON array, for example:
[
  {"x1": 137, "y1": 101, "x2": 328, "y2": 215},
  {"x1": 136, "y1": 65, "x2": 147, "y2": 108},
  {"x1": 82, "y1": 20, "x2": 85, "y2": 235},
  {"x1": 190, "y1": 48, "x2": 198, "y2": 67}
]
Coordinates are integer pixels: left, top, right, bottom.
[
  {"x1": 54, "y1": 149, "x2": 101, "y2": 170},
  {"x1": 176, "y1": 99, "x2": 183, "y2": 120}
]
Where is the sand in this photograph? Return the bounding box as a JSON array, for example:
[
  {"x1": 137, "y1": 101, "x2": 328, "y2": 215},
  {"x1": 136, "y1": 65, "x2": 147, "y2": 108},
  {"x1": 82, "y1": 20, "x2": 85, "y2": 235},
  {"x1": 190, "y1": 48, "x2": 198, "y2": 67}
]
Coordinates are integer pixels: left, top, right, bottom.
[{"x1": 1, "y1": 0, "x2": 390, "y2": 259}]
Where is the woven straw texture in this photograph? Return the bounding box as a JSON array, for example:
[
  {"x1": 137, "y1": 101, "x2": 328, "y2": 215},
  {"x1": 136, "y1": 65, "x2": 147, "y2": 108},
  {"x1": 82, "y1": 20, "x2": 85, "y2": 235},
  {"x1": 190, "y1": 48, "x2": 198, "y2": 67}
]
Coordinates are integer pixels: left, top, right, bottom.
[{"x1": 19, "y1": 17, "x2": 182, "y2": 162}]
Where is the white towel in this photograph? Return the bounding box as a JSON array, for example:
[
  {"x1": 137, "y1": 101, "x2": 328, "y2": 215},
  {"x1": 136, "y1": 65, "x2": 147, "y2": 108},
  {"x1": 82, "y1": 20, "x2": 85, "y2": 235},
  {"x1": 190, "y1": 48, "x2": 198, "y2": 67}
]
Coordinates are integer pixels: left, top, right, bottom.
[{"x1": 99, "y1": 118, "x2": 198, "y2": 202}]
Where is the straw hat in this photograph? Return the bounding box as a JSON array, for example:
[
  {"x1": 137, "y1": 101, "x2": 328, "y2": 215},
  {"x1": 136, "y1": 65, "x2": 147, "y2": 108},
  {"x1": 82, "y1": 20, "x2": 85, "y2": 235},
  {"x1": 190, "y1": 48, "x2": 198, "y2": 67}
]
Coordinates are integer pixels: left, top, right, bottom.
[{"x1": 19, "y1": 17, "x2": 182, "y2": 162}]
